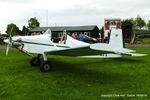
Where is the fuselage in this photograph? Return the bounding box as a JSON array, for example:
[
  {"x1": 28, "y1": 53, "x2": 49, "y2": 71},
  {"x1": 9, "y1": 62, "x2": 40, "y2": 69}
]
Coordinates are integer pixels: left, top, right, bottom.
[{"x1": 8, "y1": 34, "x2": 90, "y2": 54}]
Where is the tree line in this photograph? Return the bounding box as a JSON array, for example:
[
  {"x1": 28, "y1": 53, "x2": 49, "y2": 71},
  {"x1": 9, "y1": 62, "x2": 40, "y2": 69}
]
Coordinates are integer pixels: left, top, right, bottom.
[
  {"x1": 2, "y1": 15, "x2": 150, "y2": 38},
  {"x1": 2, "y1": 17, "x2": 40, "y2": 36},
  {"x1": 122, "y1": 15, "x2": 150, "y2": 39},
  {"x1": 100, "y1": 15, "x2": 150, "y2": 39}
]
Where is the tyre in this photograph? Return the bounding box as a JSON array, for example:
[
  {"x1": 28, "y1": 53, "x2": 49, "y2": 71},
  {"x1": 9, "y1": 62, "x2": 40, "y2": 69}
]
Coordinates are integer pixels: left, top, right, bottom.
[
  {"x1": 30, "y1": 57, "x2": 41, "y2": 66},
  {"x1": 40, "y1": 61, "x2": 52, "y2": 72}
]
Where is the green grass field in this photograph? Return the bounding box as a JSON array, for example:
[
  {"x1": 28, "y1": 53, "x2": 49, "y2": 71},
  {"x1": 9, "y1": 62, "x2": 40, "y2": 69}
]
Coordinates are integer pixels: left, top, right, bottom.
[
  {"x1": 0, "y1": 48, "x2": 150, "y2": 100},
  {"x1": 135, "y1": 38, "x2": 150, "y2": 44}
]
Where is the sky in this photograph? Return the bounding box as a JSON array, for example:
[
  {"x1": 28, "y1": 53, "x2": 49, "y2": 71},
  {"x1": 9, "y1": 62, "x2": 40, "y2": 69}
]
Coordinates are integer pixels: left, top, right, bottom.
[{"x1": 0, "y1": 0, "x2": 150, "y2": 34}]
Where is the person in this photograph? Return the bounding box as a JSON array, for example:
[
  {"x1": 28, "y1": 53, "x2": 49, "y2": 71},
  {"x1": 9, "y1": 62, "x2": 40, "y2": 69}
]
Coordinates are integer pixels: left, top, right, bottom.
[
  {"x1": 42, "y1": 31, "x2": 45, "y2": 34},
  {"x1": 33, "y1": 32, "x2": 36, "y2": 35},
  {"x1": 75, "y1": 33, "x2": 79, "y2": 40},
  {"x1": 78, "y1": 32, "x2": 84, "y2": 41},
  {"x1": 71, "y1": 33, "x2": 76, "y2": 39},
  {"x1": 104, "y1": 36, "x2": 108, "y2": 43},
  {"x1": 107, "y1": 32, "x2": 110, "y2": 43}
]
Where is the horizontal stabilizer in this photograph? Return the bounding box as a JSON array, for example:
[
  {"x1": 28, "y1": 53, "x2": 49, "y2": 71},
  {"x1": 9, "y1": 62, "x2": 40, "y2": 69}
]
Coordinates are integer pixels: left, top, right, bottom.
[
  {"x1": 78, "y1": 54, "x2": 122, "y2": 58},
  {"x1": 123, "y1": 53, "x2": 147, "y2": 56},
  {"x1": 90, "y1": 43, "x2": 135, "y2": 53}
]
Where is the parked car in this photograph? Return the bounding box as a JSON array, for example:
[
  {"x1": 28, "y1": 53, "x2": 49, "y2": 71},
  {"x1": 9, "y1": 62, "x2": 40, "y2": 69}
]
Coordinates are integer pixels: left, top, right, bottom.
[
  {"x1": 146, "y1": 34, "x2": 150, "y2": 38},
  {"x1": 0, "y1": 37, "x2": 4, "y2": 44},
  {"x1": 137, "y1": 34, "x2": 146, "y2": 38},
  {"x1": 83, "y1": 36, "x2": 98, "y2": 43},
  {"x1": 137, "y1": 34, "x2": 150, "y2": 38}
]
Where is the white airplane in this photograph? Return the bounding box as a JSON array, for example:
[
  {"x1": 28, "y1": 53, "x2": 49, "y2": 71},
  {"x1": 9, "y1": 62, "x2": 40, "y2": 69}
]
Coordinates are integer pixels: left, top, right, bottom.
[{"x1": 4, "y1": 27, "x2": 146, "y2": 72}]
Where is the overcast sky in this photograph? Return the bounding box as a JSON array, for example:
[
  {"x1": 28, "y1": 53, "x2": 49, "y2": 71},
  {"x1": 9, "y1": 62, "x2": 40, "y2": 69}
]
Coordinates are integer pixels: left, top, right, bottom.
[{"x1": 0, "y1": 0, "x2": 150, "y2": 33}]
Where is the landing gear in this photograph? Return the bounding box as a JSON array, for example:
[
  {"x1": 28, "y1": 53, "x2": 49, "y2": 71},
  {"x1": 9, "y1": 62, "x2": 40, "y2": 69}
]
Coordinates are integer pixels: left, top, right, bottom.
[
  {"x1": 40, "y1": 53, "x2": 52, "y2": 72},
  {"x1": 30, "y1": 53, "x2": 52, "y2": 72},
  {"x1": 40, "y1": 61, "x2": 52, "y2": 72},
  {"x1": 30, "y1": 54, "x2": 41, "y2": 66},
  {"x1": 30, "y1": 57, "x2": 41, "y2": 66}
]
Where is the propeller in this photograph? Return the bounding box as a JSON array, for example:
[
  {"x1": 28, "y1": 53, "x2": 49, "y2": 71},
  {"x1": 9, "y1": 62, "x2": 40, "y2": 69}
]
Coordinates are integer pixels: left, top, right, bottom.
[
  {"x1": 6, "y1": 28, "x2": 13, "y2": 56},
  {"x1": 4, "y1": 28, "x2": 33, "y2": 57}
]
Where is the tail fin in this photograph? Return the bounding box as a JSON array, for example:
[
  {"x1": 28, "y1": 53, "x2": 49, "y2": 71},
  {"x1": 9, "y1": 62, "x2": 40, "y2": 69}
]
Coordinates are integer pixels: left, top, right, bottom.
[
  {"x1": 109, "y1": 28, "x2": 123, "y2": 48},
  {"x1": 90, "y1": 28, "x2": 125, "y2": 52},
  {"x1": 90, "y1": 27, "x2": 146, "y2": 56}
]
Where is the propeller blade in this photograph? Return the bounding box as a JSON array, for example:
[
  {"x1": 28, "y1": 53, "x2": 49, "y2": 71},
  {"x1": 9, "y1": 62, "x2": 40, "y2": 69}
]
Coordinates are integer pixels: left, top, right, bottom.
[
  {"x1": 6, "y1": 44, "x2": 10, "y2": 56},
  {"x1": 9, "y1": 37, "x2": 13, "y2": 46},
  {"x1": 5, "y1": 27, "x2": 13, "y2": 56},
  {"x1": 10, "y1": 27, "x2": 13, "y2": 38},
  {"x1": 9, "y1": 28, "x2": 13, "y2": 45}
]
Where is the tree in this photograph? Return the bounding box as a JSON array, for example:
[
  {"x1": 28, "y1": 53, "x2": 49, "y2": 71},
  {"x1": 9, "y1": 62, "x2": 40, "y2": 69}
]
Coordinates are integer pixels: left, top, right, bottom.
[
  {"x1": 99, "y1": 26, "x2": 104, "y2": 38},
  {"x1": 121, "y1": 19, "x2": 134, "y2": 39},
  {"x1": 28, "y1": 17, "x2": 40, "y2": 30},
  {"x1": 1, "y1": 34, "x2": 9, "y2": 37},
  {"x1": 147, "y1": 20, "x2": 150, "y2": 29},
  {"x1": 129, "y1": 18, "x2": 136, "y2": 28},
  {"x1": 6, "y1": 23, "x2": 21, "y2": 35},
  {"x1": 22, "y1": 26, "x2": 29, "y2": 35},
  {"x1": 135, "y1": 15, "x2": 146, "y2": 29}
]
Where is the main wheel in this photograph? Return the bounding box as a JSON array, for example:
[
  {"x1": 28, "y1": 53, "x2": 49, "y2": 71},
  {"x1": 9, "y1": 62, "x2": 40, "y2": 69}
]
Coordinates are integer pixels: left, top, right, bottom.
[
  {"x1": 40, "y1": 61, "x2": 52, "y2": 72},
  {"x1": 30, "y1": 57, "x2": 41, "y2": 66}
]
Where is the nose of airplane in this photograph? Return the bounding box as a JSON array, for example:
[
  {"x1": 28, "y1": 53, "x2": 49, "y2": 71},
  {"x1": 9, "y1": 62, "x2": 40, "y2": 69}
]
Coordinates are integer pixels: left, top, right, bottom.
[{"x1": 4, "y1": 39, "x2": 9, "y2": 44}]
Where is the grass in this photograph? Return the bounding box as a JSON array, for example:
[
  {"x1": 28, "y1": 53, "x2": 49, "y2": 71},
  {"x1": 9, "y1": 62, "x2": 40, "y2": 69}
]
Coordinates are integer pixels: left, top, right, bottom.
[
  {"x1": 135, "y1": 38, "x2": 150, "y2": 44},
  {"x1": 0, "y1": 48, "x2": 150, "y2": 100},
  {"x1": 0, "y1": 44, "x2": 6, "y2": 46},
  {"x1": 140, "y1": 38, "x2": 150, "y2": 44}
]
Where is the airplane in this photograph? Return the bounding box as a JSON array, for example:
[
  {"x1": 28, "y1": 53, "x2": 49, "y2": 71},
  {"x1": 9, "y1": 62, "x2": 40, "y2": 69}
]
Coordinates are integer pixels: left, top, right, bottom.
[{"x1": 4, "y1": 26, "x2": 146, "y2": 72}]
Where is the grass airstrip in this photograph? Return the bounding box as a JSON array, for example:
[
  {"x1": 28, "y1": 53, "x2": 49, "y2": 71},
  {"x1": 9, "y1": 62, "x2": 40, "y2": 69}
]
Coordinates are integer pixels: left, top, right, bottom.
[{"x1": 0, "y1": 47, "x2": 150, "y2": 100}]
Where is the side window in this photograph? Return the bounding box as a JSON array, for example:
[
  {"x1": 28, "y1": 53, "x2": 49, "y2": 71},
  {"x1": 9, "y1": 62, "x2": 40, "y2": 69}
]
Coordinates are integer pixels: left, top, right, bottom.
[
  {"x1": 58, "y1": 32, "x2": 63, "y2": 38},
  {"x1": 67, "y1": 32, "x2": 70, "y2": 36},
  {"x1": 51, "y1": 32, "x2": 67, "y2": 44},
  {"x1": 84, "y1": 32, "x2": 91, "y2": 37},
  {"x1": 51, "y1": 32, "x2": 60, "y2": 43}
]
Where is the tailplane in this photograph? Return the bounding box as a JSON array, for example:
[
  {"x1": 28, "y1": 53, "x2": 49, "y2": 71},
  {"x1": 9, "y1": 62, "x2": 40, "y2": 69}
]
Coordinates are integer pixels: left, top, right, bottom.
[
  {"x1": 90, "y1": 27, "x2": 146, "y2": 56},
  {"x1": 109, "y1": 28, "x2": 123, "y2": 48},
  {"x1": 90, "y1": 27, "x2": 124, "y2": 52}
]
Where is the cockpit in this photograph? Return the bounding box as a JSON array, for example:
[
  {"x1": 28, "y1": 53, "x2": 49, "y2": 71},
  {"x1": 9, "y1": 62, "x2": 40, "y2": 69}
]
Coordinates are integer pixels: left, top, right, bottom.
[{"x1": 51, "y1": 30, "x2": 67, "y2": 44}]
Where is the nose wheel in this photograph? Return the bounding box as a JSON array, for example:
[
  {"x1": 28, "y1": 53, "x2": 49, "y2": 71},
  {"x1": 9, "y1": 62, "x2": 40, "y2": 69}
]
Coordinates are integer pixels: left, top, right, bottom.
[
  {"x1": 30, "y1": 53, "x2": 52, "y2": 72},
  {"x1": 30, "y1": 54, "x2": 41, "y2": 66},
  {"x1": 30, "y1": 57, "x2": 41, "y2": 66}
]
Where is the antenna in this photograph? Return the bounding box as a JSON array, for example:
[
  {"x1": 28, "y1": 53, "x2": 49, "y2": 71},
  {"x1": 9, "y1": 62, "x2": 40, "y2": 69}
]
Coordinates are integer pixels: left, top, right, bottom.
[
  {"x1": 46, "y1": 9, "x2": 48, "y2": 27},
  {"x1": 55, "y1": 23, "x2": 57, "y2": 26}
]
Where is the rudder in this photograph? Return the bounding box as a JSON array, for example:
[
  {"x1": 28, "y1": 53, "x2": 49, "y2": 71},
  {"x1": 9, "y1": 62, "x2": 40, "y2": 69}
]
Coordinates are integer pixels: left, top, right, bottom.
[{"x1": 109, "y1": 28, "x2": 123, "y2": 48}]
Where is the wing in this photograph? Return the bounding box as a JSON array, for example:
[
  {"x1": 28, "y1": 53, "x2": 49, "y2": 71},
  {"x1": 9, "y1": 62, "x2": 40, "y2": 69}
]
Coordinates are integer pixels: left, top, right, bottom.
[
  {"x1": 44, "y1": 46, "x2": 109, "y2": 57},
  {"x1": 78, "y1": 54, "x2": 122, "y2": 58}
]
